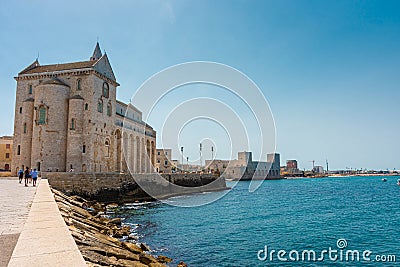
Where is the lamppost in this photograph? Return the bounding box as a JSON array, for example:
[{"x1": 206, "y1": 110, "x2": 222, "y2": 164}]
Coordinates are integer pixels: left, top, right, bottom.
[
  {"x1": 199, "y1": 143, "x2": 202, "y2": 170},
  {"x1": 211, "y1": 146, "x2": 214, "y2": 160},
  {"x1": 187, "y1": 156, "x2": 189, "y2": 172},
  {"x1": 180, "y1": 146, "x2": 184, "y2": 173}
]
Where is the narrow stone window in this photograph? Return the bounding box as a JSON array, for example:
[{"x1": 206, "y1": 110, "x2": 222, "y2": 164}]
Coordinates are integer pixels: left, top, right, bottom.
[
  {"x1": 82, "y1": 145, "x2": 86, "y2": 153},
  {"x1": 17, "y1": 145, "x2": 20, "y2": 155},
  {"x1": 107, "y1": 102, "x2": 112, "y2": 116},
  {"x1": 28, "y1": 85, "x2": 33, "y2": 94},
  {"x1": 38, "y1": 106, "x2": 46, "y2": 125},
  {"x1": 102, "y1": 82, "x2": 109, "y2": 98},
  {"x1": 77, "y1": 79, "x2": 82, "y2": 90},
  {"x1": 71, "y1": 118, "x2": 75, "y2": 130},
  {"x1": 105, "y1": 139, "x2": 110, "y2": 157},
  {"x1": 23, "y1": 123, "x2": 27, "y2": 134},
  {"x1": 97, "y1": 99, "x2": 103, "y2": 113},
  {"x1": 19, "y1": 107, "x2": 22, "y2": 114},
  {"x1": 6, "y1": 153, "x2": 10, "y2": 159},
  {"x1": 85, "y1": 103, "x2": 88, "y2": 110}
]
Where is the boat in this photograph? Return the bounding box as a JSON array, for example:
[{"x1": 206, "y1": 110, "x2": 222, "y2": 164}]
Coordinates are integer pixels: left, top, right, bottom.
[
  {"x1": 382, "y1": 178, "x2": 387, "y2": 182},
  {"x1": 397, "y1": 179, "x2": 400, "y2": 186}
]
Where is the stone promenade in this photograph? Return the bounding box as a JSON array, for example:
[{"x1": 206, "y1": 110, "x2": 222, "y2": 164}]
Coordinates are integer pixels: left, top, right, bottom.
[
  {"x1": 0, "y1": 177, "x2": 37, "y2": 267},
  {"x1": 0, "y1": 177, "x2": 86, "y2": 266}
]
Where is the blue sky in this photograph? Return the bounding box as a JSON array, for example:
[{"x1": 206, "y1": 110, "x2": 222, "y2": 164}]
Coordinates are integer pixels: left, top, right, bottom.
[{"x1": 0, "y1": 0, "x2": 399, "y2": 170}]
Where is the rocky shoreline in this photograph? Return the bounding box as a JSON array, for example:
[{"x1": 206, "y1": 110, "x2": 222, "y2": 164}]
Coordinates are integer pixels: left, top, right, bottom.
[{"x1": 52, "y1": 188, "x2": 186, "y2": 267}]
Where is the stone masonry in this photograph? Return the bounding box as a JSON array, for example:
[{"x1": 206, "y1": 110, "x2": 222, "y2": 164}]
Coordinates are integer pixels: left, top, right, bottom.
[{"x1": 11, "y1": 43, "x2": 156, "y2": 175}]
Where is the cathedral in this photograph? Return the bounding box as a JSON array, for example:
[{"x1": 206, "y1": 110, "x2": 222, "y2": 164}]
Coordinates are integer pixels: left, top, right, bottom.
[{"x1": 11, "y1": 43, "x2": 156, "y2": 175}]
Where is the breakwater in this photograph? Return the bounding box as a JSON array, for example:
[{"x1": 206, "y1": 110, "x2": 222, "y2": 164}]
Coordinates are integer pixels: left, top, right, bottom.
[{"x1": 44, "y1": 172, "x2": 228, "y2": 203}]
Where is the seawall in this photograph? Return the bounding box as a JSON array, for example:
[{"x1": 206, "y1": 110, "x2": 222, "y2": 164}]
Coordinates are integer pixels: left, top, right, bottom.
[{"x1": 44, "y1": 172, "x2": 228, "y2": 203}]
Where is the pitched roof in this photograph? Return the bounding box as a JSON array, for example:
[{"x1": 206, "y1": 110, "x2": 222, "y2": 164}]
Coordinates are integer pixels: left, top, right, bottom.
[
  {"x1": 90, "y1": 42, "x2": 102, "y2": 61},
  {"x1": 69, "y1": 95, "x2": 84, "y2": 100},
  {"x1": 40, "y1": 77, "x2": 70, "y2": 87},
  {"x1": 18, "y1": 43, "x2": 118, "y2": 85},
  {"x1": 19, "y1": 60, "x2": 95, "y2": 75}
]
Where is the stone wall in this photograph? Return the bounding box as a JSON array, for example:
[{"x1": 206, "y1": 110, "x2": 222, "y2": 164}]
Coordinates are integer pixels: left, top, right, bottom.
[{"x1": 45, "y1": 172, "x2": 227, "y2": 203}]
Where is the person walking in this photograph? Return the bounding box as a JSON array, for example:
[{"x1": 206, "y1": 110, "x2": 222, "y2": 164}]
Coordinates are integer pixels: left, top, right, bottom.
[
  {"x1": 24, "y1": 167, "x2": 30, "y2": 187},
  {"x1": 18, "y1": 168, "x2": 23, "y2": 184},
  {"x1": 31, "y1": 168, "x2": 38, "y2": 187},
  {"x1": 29, "y1": 169, "x2": 33, "y2": 184}
]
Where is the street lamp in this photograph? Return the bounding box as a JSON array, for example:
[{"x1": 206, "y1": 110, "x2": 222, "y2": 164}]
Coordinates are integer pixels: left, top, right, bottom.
[
  {"x1": 199, "y1": 143, "x2": 202, "y2": 170},
  {"x1": 180, "y1": 146, "x2": 184, "y2": 173},
  {"x1": 187, "y1": 156, "x2": 189, "y2": 172}
]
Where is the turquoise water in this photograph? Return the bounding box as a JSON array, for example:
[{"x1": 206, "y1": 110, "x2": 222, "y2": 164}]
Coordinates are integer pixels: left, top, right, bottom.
[{"x1": 113, "y1": 176, "x2": 400, "y2": 266}]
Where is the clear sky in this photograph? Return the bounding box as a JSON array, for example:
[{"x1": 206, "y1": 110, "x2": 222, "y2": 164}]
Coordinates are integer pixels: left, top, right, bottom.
[{"x1": 1, "y1": 0, "x2": 399, "y2": 170}]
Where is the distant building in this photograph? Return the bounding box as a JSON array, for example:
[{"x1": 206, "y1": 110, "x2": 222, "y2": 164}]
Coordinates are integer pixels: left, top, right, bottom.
[
  {"x1": 155, "y1": 149, "x2": 176, "y2": 173},
  {"x1": 0, "y1": 136, "x2": 13, "y2": 171},
  {"x1": 286, "y1": 159, "x2": 299, "y2": 174},
  {"x1": 205, "y1": 151, "x2": 281, "y2": 180},
  {"x1": 286, "y1": 160, "x2": 298, "y2": 170},
  {"x1": 313, "y1": 166, "x2": 324, "y2": 173}
]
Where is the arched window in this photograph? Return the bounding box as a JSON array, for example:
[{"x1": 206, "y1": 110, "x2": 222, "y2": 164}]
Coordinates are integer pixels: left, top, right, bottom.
[
  {"x1": 97, "y1": 99, "x2": 103, "y2": 113},
  {"x1": 19, "y1": 107, "x2": 22, "y2": 114},
  {"x1": 17, "y1": 145, "x2": 20, "y2": 155},
  {"x1": 105, "y1": 139, "x2": 110, "y2": 157},
  {"x1": 102, "y1": 82, "x2": 109, "y2": 98},
  {"x1": 107, "y1": 102, "x2": 112, "y2": 116},
  {"x1": 28, "y1": 85, "x2": 33, "y2": 94},
  {"x1": 38, "y1": 106, "x2": 47, "y2": 125},
  {"x1": 82, "y1": 145, "x2": 86, "y2": 153},
  {"x1": 23, "y1": 123, "x2": 27, "y2": 134},
  {"x1": 71, "y1": 118, "x2": 75, "y2": 130},
  {"x1": 77, "y1": 79, "x2": 82, "y2": 90}
]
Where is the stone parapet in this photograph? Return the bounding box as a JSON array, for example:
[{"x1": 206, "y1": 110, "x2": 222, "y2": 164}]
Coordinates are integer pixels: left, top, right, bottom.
[{"x1": 45, "y1": 172, "x2": 227, "y2": 203}]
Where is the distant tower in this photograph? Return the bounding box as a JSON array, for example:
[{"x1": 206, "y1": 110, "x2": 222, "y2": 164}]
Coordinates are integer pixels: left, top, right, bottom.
[
  {"x1": 31, "y1": 77, "x2": 70, "y2": 172},
  {"x1": 238, "y1": 151, "x2": 252, "y2": 166},
  {"x1": 66, "y1": 95, "x2": 84, "y2": 171}
]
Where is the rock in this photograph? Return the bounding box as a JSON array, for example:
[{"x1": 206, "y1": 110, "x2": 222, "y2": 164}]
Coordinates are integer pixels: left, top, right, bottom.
[
  {"x1": 177, "y1": 261, "x2": 188, "y2": 267},
  {"x1": 122, "y1": 241, "x2": 143, "y2": 254},
  {"x1": 91, "y1": 202, "x2": 104, "y2": 213},
  {"x1": 157, "y1": 255, "x2": 173, "y2": 263},
  {"x1": 117, "y1": 259, "x2": 148, "y2": 267},
  {"x1": 128, "y1": 261, "x2": 148, "y2": 267},
  {"x1": 139, "y1": 253, "x2": 158, "y2": 265},
  {"x1": 108, "y1": 217, "x2": 122, "y2": 226},
  {"x1": 140, "y1": 243, "x2": 151, "y2": 251},
  {"x1": 149, "y1": 263, "x2": 167, "y2": 267},
  {"x1": 52, "y1": 188, "x2": 178, "y2": 266},
  {"x1": 128, "y1": 234, "x2": 139, "y2": 240}
]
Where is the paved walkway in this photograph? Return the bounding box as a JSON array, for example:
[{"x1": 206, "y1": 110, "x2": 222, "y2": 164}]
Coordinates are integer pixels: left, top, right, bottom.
[
  {"x1": 0, "y1": 177, "x2": 37, "y2": 267},
  {"x1": 0, "y1": 177, "x2": 86, "y2": 266},
  {"x1": 8, "y1": 179, "x2": 86, "y2": 266}
]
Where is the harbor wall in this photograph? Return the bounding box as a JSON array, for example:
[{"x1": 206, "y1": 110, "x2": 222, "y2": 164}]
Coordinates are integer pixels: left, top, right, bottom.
[{"x1": 44, "y1": 172, "x2": 227, "y2": 203}]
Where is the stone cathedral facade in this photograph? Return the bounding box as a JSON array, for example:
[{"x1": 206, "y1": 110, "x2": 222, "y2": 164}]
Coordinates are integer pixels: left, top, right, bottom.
[{"x1": 11, "y1": 43, "x2": 156, "y2": 175}]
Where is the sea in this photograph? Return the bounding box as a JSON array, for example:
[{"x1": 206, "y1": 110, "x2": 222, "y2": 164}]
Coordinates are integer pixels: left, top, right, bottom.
[{"x1": 111, "y1": 176, "x2": 400, "y2": 266}]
